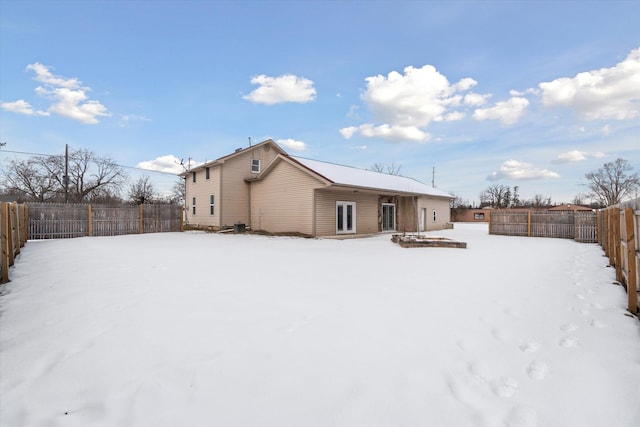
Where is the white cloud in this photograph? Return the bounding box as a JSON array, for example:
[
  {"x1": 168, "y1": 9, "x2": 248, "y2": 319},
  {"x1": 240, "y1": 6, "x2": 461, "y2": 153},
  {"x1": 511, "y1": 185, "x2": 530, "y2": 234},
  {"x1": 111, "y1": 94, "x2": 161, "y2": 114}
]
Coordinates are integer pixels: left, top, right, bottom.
[
  {"x1": 243, "y1": 74, "x2": 316, "y2": 104},
  {"x1": 44, "y1": 87, "x2": 110, "y2": 124},
  {"x1": 343, "y1": 64, "x2": 486, "y2": 142},
  {"x1": 538, "y1": 47, "x2": 640, "y2": 120},
  {"x1": 0, "y1": 99, "x2": 49, "y2": 116},
  {"x1": 119, "y1": 114, "x2": 152, "y2": 128},
  {"x1": 464, "y1": 93, "x2": 490, "y2": 106},
  {"x1": 344, "y1": 123, "x2": 430, "y2": 143},
  {"x1": 551, "y1": 150, "x2": 607, "y2": 164},
  {"x1": 26, "y1": 62, "x2": 81, "y2": 89},
  {"x1": 601, "y1": 124, "x2": 611, "y2": 136},
  {"x1": 137, "y1": 155, "x2": 185, "y2": 174},
  {"x1": 473, "y1": 97, "x2": 529, "y2": 125},
  {"x1": 487, "y1": 159, "x2": 560, "y2": 181},
  {"x1": 2, "y1": 63, "x2": 110, "y2": 124},
  {"x1": 339, "y1": 126, "x2": 358, "y2": 139},
  {"x1": 444, "y1": 111, "x2": 465, "y2": 121},
  {"x1": 361, "y1": 65, "x2": 476, "y2": 127},
  {"x1": 276, "y1": 138, "x2": 307, "y2": 151}
]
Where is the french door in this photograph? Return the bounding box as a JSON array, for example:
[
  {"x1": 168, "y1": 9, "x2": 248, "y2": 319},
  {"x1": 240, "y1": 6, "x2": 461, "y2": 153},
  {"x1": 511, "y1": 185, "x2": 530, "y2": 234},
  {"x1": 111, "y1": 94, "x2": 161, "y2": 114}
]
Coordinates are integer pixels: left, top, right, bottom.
[
  {"x1": 382, "y1": 203, "x2": 395, "y2": 231},
  {"x1": 336, "y1": 201, "x2": 356, "y2": 234}
]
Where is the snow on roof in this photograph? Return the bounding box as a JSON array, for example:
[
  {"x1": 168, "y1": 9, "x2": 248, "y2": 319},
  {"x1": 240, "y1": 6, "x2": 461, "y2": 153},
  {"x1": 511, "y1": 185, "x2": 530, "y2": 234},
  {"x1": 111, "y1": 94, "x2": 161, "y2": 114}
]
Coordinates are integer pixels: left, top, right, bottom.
[{"x1": 290, "y1": 156, "x2": 453, "y2": 198}]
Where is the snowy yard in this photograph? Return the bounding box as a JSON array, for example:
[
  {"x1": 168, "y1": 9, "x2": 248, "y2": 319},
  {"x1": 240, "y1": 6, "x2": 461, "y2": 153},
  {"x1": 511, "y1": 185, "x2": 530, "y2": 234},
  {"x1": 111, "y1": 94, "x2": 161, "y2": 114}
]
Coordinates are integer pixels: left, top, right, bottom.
[{"x1": 1, "y1": 223, "x2": 639, "y2": 427}]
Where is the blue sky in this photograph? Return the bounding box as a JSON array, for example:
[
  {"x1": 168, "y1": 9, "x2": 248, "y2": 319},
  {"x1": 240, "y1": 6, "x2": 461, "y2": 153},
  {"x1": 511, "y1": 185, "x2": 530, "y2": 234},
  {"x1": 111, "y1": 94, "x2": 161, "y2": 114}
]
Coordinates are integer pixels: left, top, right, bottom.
[{"x1": 1, "y1": 0, "x2": 639, "y2": 204}]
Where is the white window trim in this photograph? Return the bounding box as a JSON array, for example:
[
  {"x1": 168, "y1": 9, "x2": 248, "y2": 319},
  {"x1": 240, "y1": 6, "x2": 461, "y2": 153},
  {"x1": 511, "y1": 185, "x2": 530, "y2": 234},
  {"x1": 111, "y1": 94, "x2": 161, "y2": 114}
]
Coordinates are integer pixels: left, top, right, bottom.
[
  {"x1": 209, "y1": 195, "x2": 215, "y2": 216},
  {"x1": 432, "y1": 209, "x2": 437, "y2": 223},
  {"x1": 251, "y1": 159, "x2": 261, "y2": 173},
  {"x1": 381, "y1": 203, "x2": 396, "y2": 231},
  {"x1": 336, "y1": 201, "x2": 356, "y2": 234}
]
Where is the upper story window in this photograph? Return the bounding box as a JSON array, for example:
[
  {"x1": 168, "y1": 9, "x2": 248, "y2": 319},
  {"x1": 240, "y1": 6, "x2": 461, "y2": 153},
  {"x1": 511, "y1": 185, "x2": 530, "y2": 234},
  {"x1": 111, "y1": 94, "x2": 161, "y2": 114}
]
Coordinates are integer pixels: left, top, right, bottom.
[
  {"x1": 251, "y1": 159, "x2": 261, "y2": 173},
  {"x1": 192, "y1": 171, "x2": 197, "y2": 183},
  {"x1": 205, "y1": 167, "x2": 210, "y2": 180}
]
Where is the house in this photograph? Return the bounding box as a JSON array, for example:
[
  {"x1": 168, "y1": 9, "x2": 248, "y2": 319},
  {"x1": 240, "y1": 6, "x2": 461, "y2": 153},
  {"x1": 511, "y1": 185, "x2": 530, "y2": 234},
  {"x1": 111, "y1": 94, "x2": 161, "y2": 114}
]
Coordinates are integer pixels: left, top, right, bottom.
[
  {"x1": 182, "y1": 139, "x2": 453, "y2": 237},
  {"x1": 451, "y1": 207, "x2": 493, "y2": 222}
]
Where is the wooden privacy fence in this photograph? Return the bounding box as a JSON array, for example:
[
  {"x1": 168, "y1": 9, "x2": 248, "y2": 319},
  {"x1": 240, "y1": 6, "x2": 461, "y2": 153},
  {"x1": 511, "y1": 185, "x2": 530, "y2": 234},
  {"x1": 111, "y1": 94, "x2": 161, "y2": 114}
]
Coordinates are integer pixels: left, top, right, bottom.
[
  {"x1": 27, "y1": 203, "x2": 183, "y2": 239},
  {"x1": 1, "y1": 202, "x2": 28, "y2": 284},
  {"x1": 599, "y1": 202, "x2": 639, "y2": 314},
  {"x1": 489, "y1": 210, "x2": 597, "y2": 243}
]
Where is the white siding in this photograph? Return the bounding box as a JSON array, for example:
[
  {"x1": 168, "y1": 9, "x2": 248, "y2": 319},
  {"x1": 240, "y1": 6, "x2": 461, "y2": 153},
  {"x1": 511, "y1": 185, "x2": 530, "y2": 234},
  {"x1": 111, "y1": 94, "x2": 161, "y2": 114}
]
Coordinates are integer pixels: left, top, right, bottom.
[
  {"x1": 314, "y1": 189, "x2": 379, "y2": 236},
  {"x1": 221, "y1": 144, "x2": 281, "y2": 227},
  {"x1": 417, "y1": 196, "x2": 451, "y2": 231},
  {"x1": 185, "y1": 166, "x2": 221, "y2": 228},
  {"x1": 250, "y1": 160, "x2": 324, "y2": 235}
]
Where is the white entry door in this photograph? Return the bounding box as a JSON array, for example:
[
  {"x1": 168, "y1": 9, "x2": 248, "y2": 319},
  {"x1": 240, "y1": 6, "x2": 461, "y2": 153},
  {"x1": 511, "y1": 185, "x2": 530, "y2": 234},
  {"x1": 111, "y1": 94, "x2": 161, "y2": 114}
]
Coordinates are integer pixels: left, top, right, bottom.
[
  {"x1": 336, "y1": 201, "x2": 356, "y2": 234},
  {"x1": 420, "y1": 208, "x2": 426, "y2": 232}
]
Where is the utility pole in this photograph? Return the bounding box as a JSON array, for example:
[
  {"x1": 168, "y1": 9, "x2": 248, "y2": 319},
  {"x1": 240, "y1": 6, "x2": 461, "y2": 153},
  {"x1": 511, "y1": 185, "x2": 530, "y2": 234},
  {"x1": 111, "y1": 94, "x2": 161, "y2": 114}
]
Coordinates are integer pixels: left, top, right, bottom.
[{"x1": 432, "y1": 166, "x2": 435, "y2": 187}]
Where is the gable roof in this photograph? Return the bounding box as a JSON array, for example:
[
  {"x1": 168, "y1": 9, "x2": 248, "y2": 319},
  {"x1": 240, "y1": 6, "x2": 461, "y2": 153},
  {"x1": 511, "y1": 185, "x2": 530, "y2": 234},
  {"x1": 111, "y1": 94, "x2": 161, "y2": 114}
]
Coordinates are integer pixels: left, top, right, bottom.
[
  {"x1": 181, "y1": 139, "x2": 286, "y2": 175},
  {"x1": 289, "y1": 156, "x2": 453, "y2": 198}
]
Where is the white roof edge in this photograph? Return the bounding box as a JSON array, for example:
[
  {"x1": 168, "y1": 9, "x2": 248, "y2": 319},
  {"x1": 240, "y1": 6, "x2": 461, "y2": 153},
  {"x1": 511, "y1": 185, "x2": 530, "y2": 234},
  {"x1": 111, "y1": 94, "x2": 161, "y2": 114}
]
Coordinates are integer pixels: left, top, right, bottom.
[{"x1": 290, "y1": 156, "x2": 453, "y2": 198}]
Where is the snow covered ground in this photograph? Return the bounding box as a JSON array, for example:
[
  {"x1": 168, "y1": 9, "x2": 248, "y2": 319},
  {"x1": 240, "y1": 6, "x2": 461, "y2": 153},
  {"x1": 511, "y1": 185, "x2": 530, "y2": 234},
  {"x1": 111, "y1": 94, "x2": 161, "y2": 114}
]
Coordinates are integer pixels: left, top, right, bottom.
[{"x1": 1, "y1": 223, "x2": 639, "y2": 427}]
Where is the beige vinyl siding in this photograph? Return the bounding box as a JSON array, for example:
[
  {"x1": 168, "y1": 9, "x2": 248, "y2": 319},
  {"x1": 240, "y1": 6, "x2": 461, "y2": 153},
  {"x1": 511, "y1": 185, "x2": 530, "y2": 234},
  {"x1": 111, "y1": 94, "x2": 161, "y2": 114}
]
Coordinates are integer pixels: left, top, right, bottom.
[
  {"x1": 250, "y1": 160, "x2": 324, "y2": 235},
  {"x1": 417, "y1": 196, "x2": 451, "y2": 231},
  {"x1": 185, "y1": 166, "x2": 221, "y2": 227},
  {"x1": 220, "y1": 145, "x2": 281, "y2": 227},
  {"x1": 314, "y1": 189, "x2": 379, "y2": 236}
]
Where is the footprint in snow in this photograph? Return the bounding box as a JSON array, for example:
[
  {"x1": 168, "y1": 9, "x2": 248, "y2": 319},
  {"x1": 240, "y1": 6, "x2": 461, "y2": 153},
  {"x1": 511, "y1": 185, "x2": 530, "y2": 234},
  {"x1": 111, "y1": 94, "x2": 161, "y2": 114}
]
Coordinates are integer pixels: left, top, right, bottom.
[
  {"x1": 491, "y1": 328, "x2": 510, "y2": 341},
  {"x1": 560, "y1": 323, "x2": 579, "y2": 333},
  {"x1": 590, "y1": 319, "x2": 606, "y2": 329},
  {"x1": 491, "y1": 377, "x2": 518, "y2": 398},
  {"x1": 518, "y1": 341, "x2": 539, "y2": 353},
  {"x1": 526, "y1": 361, "x2": 549, "y2": 380},
  {"x1": 559, "y1": 336, "x2": 579, "y2": 348}
]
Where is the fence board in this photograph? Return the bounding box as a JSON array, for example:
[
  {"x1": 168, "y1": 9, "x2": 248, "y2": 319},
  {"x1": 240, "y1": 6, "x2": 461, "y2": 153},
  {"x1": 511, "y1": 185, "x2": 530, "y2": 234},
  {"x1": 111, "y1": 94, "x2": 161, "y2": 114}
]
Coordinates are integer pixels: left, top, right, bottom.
[
  {"x1": 27, "y1": 203, "x2": 182, "y2": 239},
  {"x1": 1, "y1": 202, "x2": 28, "y2": 284},
  {"x1": 489, "y1": 210, "x2": 597, "y2": 242}
]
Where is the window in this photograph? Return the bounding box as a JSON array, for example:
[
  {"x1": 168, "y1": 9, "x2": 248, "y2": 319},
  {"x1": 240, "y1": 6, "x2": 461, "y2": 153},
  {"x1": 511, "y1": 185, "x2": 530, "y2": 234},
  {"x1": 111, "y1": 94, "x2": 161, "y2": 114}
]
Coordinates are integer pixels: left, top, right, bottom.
[
  {"x1": 381, "y1": 203, "x2": 395, "y2": 231},
  {"x1": 432, "y1": 209, "x2": 437, "y2": 222},
  {"x1": 205, "y1": 167, "x2": 210, "y2": 180},
  {"x1": 209, "y1": 195, "x2": 215, "y2": 215},
  {"x1": 474, "y1": 212, "x2": 485, "y2": 220},
  {"x1": 251, "y1": 159, "x2": 261, "y2": 173},
  {"x1": 336, "y1": 201, "x2": 356, "y2": 234},
  {"x1": 192, "y1": 171, "x2": 196, "y2": 183},
  {"x1": 192, "y1": 197, "x2": 196, "y2": 215}
]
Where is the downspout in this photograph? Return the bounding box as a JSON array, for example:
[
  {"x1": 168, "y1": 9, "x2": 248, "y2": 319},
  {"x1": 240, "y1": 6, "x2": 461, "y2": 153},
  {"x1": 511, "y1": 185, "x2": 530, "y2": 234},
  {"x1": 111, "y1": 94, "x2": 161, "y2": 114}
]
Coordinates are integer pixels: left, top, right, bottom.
[
  {"x1": 312, "y1": 188, "x2": 317, "y2": 237},
  {"x1": 247, "y1": 181, "x2": 251, "y2": 229}
]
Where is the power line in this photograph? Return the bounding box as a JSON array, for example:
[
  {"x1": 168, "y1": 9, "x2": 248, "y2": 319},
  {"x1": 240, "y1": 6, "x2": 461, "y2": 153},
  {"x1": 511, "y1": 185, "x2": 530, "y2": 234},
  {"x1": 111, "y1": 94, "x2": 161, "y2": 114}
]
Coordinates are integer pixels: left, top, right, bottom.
[{"x1": 0, "y1": 148, "x2": 181, "y2": 176}]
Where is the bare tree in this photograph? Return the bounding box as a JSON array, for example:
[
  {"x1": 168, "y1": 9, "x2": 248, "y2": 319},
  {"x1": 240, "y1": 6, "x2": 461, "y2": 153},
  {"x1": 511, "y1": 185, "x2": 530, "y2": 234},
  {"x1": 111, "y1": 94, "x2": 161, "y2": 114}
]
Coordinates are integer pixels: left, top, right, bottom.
[
  {"x1": 168, "y1": 177, "x2": 186, "y2": 205},
  {"x1": 480, "y1": 184, "x2": 512, "y2": 208},
  {"x1": 369, "y1": 162, "x2": 402, "y2": 175},
  {"x1": 528, "y1": 194, "x2": 553, "y2": 207},
  {"x1": 128, "y1": 176, "x2": 157, "y2": 204},
  {"x1": 584, "y1": 158, "x2": 639, "y2": 206},
  {"x1": 1, "y1": 148, "x2": 126, "y2": 203},
  {"x1": 2, "y1": 158, "x2": 60, "y2": 202}
]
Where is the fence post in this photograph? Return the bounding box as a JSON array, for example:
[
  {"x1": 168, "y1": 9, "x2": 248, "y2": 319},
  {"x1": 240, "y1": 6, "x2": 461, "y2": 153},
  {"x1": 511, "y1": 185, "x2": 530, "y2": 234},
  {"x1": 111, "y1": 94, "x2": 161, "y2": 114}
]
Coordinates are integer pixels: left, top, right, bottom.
[
  {"x1": 87, "y1": 204, "x2": 93, "y2": 237},
  {"x1": 613, "y1": 208, "x2": 622, "y2": 282},
  {"x1": 1, "y1": 203, "x2": 8, "y2": 284},
  {"x1": 606, "y1": 209, "x2": 613, "y2": 262},
  {"x1": 527, "y1": 210, "x2": 531, "y2": 237},
  {"x1": 139, "y1": 204, "x2": 144, "y2": 234},
  {"x1": 624, "y1": 207, "x2": 637, "y2": 314},
  {"x1": 7, "y1": 203, "x2": 15, "y2": 267}
]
